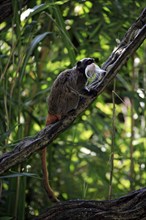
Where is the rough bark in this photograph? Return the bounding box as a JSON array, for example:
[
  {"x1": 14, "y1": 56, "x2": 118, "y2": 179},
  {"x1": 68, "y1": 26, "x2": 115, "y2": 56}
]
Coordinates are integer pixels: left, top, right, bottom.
[
  {"x1": 0, "y1": 8, "x2": 145, "y2": 175},
  {"x1": 35, "y1": 187, "x2": 146, "y2": 220}
]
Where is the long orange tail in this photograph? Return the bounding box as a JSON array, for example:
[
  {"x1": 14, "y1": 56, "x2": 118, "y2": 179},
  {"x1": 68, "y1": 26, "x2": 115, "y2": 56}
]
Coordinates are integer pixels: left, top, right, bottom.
[
  {"x1": 41, "y1": 148, "x2": 59, "y2": 202},
  {"x1": 41, "y1": 113, "x2": 61, "y2": 203}
]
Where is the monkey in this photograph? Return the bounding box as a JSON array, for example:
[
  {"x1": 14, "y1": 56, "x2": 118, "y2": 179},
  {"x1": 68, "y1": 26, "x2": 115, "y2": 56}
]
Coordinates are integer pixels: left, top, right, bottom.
[{"x1": 41, "y1": 58, "x2": 105, "y2": 203}]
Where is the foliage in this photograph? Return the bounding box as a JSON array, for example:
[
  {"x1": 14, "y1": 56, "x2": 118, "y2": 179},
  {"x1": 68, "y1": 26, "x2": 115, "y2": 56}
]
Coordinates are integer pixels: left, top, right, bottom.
[{"x1": 0, "y1": 0, "x2": 145, "y2": 219}]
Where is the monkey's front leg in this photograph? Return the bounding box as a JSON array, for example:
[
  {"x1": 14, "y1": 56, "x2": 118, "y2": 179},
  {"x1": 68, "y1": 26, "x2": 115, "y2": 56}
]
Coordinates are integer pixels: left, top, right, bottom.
[
  {"x1": 68, "y1": 86, "x2": 97, "y2": 98},
  {"x1": 79, "y1": 87, "x2": 98, "y2": 98}
]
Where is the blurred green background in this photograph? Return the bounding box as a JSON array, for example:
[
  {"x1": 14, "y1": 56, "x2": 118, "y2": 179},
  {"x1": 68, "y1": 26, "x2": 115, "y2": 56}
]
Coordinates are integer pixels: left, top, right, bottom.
[{"x1": 0, "y1": 0, "x2": 145, "y2": 219}]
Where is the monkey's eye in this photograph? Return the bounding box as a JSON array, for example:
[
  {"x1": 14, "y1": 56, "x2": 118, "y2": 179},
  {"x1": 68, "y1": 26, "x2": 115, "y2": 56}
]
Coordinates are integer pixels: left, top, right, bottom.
[{"x1": 87, "y1": 59, "x2": 94, "y2": 65}]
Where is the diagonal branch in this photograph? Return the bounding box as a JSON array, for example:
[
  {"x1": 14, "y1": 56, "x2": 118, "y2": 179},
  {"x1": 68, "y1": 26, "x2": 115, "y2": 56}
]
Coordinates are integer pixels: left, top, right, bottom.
[{"x1": 0, "y1": 8, "x2": 146, "y2": 174}]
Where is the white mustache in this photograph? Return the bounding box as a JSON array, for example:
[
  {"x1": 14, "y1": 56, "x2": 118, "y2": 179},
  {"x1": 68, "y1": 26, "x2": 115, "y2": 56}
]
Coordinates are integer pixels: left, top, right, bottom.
[{"x1": 85, "y1": 63, "x2": 105, "y2": 80}]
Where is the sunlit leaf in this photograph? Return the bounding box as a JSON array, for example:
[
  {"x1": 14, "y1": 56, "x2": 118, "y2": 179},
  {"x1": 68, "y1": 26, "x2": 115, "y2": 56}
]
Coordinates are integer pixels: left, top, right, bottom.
[
  {"x1": 20, "y1": 32, "x2": 50, "y2": 80},
  {"x1": 0, "y1": 172, "x2": 37, "y2": 178}
]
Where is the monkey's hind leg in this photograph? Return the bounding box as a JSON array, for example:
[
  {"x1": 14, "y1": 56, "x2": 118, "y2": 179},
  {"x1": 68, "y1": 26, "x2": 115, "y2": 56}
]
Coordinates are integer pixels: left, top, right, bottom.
[{"x1": 46, "y1": 113, "x2": 61, "y2": 125}]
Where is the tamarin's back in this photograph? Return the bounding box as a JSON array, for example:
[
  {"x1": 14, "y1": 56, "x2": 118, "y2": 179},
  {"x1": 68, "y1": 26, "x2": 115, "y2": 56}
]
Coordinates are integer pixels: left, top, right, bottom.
[{"x1": 48, "y1": 67, "x2": 87, "y2": 116}]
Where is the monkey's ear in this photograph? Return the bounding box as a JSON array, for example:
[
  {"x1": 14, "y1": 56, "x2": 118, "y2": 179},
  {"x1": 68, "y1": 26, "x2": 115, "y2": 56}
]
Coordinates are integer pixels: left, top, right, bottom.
[{"x1": 77, "y1": 61, "x2": 82, "y2": 67}]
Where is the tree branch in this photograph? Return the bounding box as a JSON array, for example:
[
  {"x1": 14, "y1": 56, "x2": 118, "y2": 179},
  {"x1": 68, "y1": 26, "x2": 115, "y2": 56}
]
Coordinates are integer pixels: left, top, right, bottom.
[
  {"x1": 35, "y1": 187, "x2": 146, "y2": 219},
  {"x1": 0, "y1": 8, "x2": 146, "y2": 174},
  {"x1": 0, "y1": 0, "x2": 29, "y2": 23}
]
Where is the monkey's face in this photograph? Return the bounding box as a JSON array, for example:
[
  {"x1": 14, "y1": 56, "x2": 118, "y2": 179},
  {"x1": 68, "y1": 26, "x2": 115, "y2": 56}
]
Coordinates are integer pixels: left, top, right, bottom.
[
  {"x1": 77, "y1": 58, "x2": 105, "y2": 81},
  {"x1": 76, "y1": 58, "x2": 95, "y2": 74}
]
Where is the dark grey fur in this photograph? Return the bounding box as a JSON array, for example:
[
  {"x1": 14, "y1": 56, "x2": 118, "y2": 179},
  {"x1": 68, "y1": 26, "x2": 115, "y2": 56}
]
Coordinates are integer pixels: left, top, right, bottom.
[{"x1": 48, "y1": 58, "x2": 94, "y2": 116}]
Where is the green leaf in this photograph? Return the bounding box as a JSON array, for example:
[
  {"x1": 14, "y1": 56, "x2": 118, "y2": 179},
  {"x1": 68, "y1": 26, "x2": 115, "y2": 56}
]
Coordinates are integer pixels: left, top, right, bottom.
[
  {"x1": 0, "y1": 217, "x2": 13, "y2": 220},
  {"x1": 25, "y1": 3, "x2": 52, "y2": 20},
  {"x1": 0, "y1": 172, "x2": 37, "y2": 178},
  {"x1": 20, "y1": 32, "x2": 50, "y2": 80},
  {"x1": 49, "y1": 4, "x2": 76, "y2": 64}
]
